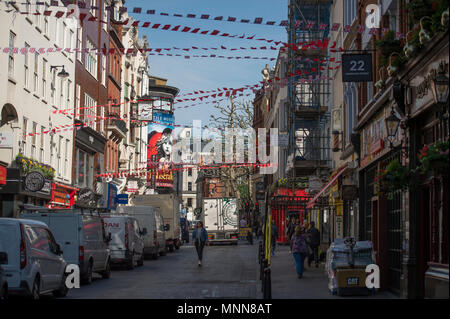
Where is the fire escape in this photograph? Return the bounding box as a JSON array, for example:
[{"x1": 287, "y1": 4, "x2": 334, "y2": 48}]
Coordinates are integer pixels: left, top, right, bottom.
[{"x1": 286, "y1": 0, "x2": 332, "y2": 205}]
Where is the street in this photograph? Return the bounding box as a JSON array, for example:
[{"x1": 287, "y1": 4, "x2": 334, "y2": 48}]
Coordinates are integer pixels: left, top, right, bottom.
[{"x1": 66, "y1": 242, "x2": 259, "y2": 299}]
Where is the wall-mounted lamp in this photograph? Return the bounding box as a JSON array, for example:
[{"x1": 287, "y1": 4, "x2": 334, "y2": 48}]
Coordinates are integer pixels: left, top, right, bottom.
[{"x1": 50, "y1": 65, "x2": 69, "y2": 79}]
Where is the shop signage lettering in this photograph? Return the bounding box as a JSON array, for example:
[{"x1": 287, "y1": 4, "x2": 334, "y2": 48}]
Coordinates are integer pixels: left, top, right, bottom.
[
  {"x1": 78, "y1": 188, "x2": 94, "y2": 201},
  {"x1": 370, "y1": 139, "x2": 383, "y2": 155},
  {"x1": 416, "y1": 61, "x2": 449, "y2": 99}
]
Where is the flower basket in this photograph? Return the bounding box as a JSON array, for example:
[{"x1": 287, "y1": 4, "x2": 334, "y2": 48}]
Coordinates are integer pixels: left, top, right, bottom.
[
  {"x1": 374, "y1": 160, "x2": 410, "y2": 197},
  {"x1": 15, "y1": 154, "x2": 55, "y2": 180},
  {"x1": 408, "y1": 0, "x2": 436, "y2": 22},
  {"x1": 417, "y1": 141, "x2": 449, "y2": 176}
]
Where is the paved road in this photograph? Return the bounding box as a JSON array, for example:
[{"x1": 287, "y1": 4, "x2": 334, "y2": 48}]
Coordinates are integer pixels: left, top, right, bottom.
[{"x1": 66, "y1": 241, "x2": 260, "y2": 299}]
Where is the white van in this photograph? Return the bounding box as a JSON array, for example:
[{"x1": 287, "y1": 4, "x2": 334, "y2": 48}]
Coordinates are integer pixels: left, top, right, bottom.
[
  {"x1": 103, "y1": 216, "x2": 145, "y2": 269},
  {"x1": 20, "y1": 207, "x2": 112, "y2": 285},
  {"x1": 116, "y1": 206, "x2": 166, "y2": 259},
  {"x1": 0, "y1": 218, "x2": 68, "y2": 299}
]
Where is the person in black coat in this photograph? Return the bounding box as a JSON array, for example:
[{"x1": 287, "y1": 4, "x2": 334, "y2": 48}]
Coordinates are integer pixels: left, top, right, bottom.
[{"x1": 307, "y1": 221, "x2": 320, "y2": 267}]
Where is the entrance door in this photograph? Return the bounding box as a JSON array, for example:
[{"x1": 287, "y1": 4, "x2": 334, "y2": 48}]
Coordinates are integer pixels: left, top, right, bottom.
[{"x1": 386, "y1": 189, "x2": 403, "y2": 294}]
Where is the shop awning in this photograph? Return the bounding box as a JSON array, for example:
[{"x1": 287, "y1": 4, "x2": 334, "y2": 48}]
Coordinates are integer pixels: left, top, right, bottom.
[{"x1": 306, "y1": 163, "x2": 348, "y2": 209}]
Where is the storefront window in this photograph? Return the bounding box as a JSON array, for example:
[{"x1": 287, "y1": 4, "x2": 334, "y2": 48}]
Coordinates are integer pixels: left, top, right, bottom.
[
  {"x1": 150, "y1": 96, "x2": 173, "y2": 112},
  {"x1": 76, "y1": 149, "x2": 94, "y2": 189}
]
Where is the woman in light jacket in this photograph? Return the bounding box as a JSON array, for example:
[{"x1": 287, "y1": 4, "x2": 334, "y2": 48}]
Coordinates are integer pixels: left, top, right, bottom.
[{"x1": 192, "y1": 221, "x2": 208, "y2": 267}]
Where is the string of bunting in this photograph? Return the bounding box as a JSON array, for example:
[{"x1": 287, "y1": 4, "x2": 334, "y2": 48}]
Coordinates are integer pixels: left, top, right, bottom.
[{"x1": 2, "y1": 2, "x2": 408, "y2": 40}]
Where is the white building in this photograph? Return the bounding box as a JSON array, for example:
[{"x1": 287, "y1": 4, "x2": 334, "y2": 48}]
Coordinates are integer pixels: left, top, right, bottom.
[{"x1": 0, "y1": 1, "x2": 76, "y2": 216}]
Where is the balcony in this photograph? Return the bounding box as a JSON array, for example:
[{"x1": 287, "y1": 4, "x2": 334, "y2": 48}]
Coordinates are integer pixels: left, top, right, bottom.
[{"x1": 107, "y1": 113, "x2": 128, "y2": 142}]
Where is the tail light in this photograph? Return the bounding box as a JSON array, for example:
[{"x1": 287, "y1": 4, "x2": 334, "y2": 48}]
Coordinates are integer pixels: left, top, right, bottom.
[
  {"x1": 153, "y1": 230, "x2": 157, "y2": 245},
  {"x1": 125, "y1": 225, "x2": 129, "y2": 249},
  {"x1": 19, "y1": 223, "x2": 27, "y2": 269},
  {"x1": 79, "y1": 246, "x2": 84, "y2": 262}
]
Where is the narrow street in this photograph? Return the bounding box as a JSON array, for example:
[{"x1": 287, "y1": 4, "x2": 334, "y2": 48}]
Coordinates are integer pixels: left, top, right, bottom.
[{"x1": 66, "y1": 242, "x2": 259, "y2": 299}]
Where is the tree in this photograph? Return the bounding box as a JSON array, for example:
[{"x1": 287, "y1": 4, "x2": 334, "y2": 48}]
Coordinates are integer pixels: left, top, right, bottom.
[{"x1": 208, "y1": 96, "x2": 255, "y2": 208}]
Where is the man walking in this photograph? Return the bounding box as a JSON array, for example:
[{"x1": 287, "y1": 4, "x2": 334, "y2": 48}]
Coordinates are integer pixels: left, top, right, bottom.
[
  {"x1": 192, "y1": 221, "x2": 208, "y2": 267},
  {"x1": 271, "y1": 221, "x2": 278, "y2": 256},
  {"x1": 307, "y1": 221, "x2": 320, "y2": 267}
]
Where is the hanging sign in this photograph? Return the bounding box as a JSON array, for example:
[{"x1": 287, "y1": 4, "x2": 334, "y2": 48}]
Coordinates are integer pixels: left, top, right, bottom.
[
  {"x1": 24, "y1": 171, "x2": 45, "y2": 192},
  {"x1": 342, "y1": 53, "x2": 373, "y2": 82}
]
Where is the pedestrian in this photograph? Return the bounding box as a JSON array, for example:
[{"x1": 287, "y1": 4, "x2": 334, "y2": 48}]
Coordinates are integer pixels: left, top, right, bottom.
[
  {"x1": 184, "y1": 220, "x2": 190, "y2": 244},
  {"x1": 307, "y1": 221, "x2": 320, "y2": 267},
  {"x1": 240, "y1": 216, "x2": 247, "y2": 228},
  {"x1": 192, "y1": 221, "x2": 208, "y2": 267},
  {"x1": 286, "y1": 217, "x2": 297, "y2": 251},
  {"x1": 290, "y1": 226, "x2": 309, "y2": 278},
  {"x1": 271, "y1": 221, "x2": 278, "y2": 256}
]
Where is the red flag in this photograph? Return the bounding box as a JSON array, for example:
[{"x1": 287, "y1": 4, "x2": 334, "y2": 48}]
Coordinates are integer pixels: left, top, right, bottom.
[
  {"x1": 181, "y1": 27, "x2": 191, "y2": 32},
  {"x1": 210, "y1": 30, "x2": 220, "y2": 35}
]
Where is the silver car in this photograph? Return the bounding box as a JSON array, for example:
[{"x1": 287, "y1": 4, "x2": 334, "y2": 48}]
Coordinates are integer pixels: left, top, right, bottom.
[{"x1": 0, "y1": 218, "x2": 68, "y2": 299}]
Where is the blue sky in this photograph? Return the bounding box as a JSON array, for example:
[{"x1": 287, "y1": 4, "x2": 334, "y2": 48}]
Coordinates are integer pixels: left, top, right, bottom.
[{"x1": 127, "y1": 0, "x2": 288, "y2": 127}]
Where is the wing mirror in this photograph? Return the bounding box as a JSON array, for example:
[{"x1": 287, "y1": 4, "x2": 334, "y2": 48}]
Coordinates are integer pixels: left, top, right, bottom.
[
  {"x1": 106, "y1": 233, "x2": 112, "y2": 243},
  {"x1": 141, "y1": 228, "x2": 148, "y2": 236},
  {"x1": 0, "y1": 252, "x2": 8, "y2": 264},
  {"x1": 55, "y1": 244, "x2": 63, "y2": 256},
  {"x1": 164, "y1": 224, "x2": 170, "y2": 231}
]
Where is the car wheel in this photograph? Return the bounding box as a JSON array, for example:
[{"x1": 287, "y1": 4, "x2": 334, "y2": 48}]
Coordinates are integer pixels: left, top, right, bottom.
[
  {"x1": 0, "y1": 283, "x2": 7, "y2": 300},
  {"x1": 53, "y1": 274, "x2": 69, "y2": 298},
  {"x1": 101, "y1": 260, "x2": 111, "y2": 279},
  {"x1": 31, "y1": 277, "x2": 40, "y2": 300},
  {"x1": 82, "y1": 261, "x2": 93, "y2": 285},
  {"x1": 128, "y1": 252, "x2": 135, "y2": 270},
  {"x1": 137, "y1": 252, "x2": 144, "y2": 267}
]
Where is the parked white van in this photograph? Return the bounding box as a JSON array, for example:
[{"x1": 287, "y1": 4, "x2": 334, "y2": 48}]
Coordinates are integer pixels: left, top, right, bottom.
[
  {"x1": 0, "y1": 218, "x2": 68, "y2": 299},
  {"x1": 116, "y1": 206, "x2": 166, "y2": 259},
  {"x1": 20, "y1": 207, "x2": 112, "y2": 285},
  {"x1": 103, "y1": 215, "x2": 145, "y2": 269}
]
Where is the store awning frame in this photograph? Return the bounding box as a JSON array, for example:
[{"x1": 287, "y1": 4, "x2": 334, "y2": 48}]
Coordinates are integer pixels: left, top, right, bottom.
[{"x1": 306, "y1": 163, "x2": 348, "y2": 209}]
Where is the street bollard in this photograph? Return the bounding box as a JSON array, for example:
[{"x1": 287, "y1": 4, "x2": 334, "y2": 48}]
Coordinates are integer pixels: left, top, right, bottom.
[
  {"x1": 258, "y1": 241, "x2": 263, "y2": 264},
  {"x1": 263, "y1": 267, "x2": 272, "y2": 299},
  {"x1": 261, "y1": 258, "x2": 268, "y2": 290}
]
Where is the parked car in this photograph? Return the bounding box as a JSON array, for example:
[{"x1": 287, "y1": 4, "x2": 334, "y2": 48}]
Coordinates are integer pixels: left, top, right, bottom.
[
  {"x1": 102, "y1": 215, "x2": 145, "y2": 269},
  {"x1": 0, "y1": 252, "x2": 8, "y2": 300},
  {"x1": 116, "y1": 206, "x2": 166, "y2": 259},
  {"x1": 20, "y1": 207, "x2": 112, "y2": 285},
  {"x1": 0, "y1": 218, "x2": 68, "y2": 299}
]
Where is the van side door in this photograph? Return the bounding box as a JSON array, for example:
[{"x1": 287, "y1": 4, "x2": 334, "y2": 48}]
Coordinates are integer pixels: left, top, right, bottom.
[{"x1": 28, "y1": 227, "x2": 53, "y2": 291}]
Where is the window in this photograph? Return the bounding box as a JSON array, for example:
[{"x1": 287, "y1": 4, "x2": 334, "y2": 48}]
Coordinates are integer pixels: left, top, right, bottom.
[
  {"x1": 8, "y1": 31, "x2": 16, "y2": 77},
  {"x1": 51, "y1": 68, "x2": 56, "y2": 105},
  {"x1": 60, "y1": 22, "x2": 66, "y2": 48},
  {"x1": 344, "y1": 0, "x2": 357, "y2": 27},
  {"x1": 90, "y1": 0, "x2": 97, "y2": 17},
  {"x1": 188, "y1": 168, "x2": 192, "y2": 176},
  {"x1": 40, "y1": 126, "x2": 45, "y2": 162},
  {"x1": 76, "y1": 149, "x2": 94, "y2": 188},
  {"x1": 345, "y1": 83, "x2": 358, "y2": 145},
  {"x1": 84, "y1": 93, "x2": 97, "y2": 129},
  {"x1": 69, "y1": 29, "x2": 75, "y2": 59},
  {"x1": 59, "y1": 77, "x2": 64, "y2": 106},
  {"x1": 33, "y1": 53, "x2": 39, "y2": 93},
  {"x1": 24, "y1": 43, "x2": 30, "y2": 88},
  {"x1": 42, "y1": 59, "x2": 47, "y2": 98},
  {"x1": 187, "y1": 198, "x2": 193, "y2": 207},
  {"x1": 102, "y1": 0, "x2": 108, "y2": 31},
  {"x1": 76, "y1": 27, "x2": 83, "y2": 61},
  {"x1": 101, "y1": 53, "x2": 106, "y2": 86},
  {"x1": 22, "y1": 117, "x2": 28, "y2": 155},
  {"x1": 31, "y1": 122, "x2": 37, "y2": 159},
  {"x1": 35, "y1": 3, "x2": 41, "y2": 27},
  {"x1": 67, "y1": 80, "x2": 72, "y2": 107},
  {"x1": 188, "y1": 182, "x2": 192, "y2": 191},
  {"x1": 85, "y1": 38, "x2": 97, "y2": 78},
  {"x1": 44, "y1": 3, "x2": 49, "y2": 35},
  {"x1": 57, "y1": 136, "x2": 63, "y2": 176},
  {"x1": 186, "y1": 130, "x2": 191, "y2": 138},
  {"x1": 64, "y1": 139, "x2": 69, "y2": 178},
  {"x1": 76, "y1": 84, "x2": 81, "y2": 119}
]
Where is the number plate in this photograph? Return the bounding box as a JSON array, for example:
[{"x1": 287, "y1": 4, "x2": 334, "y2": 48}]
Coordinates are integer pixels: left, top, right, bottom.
[{"x1": 346, "y1": 277, "x2": 359, "y2": 286}]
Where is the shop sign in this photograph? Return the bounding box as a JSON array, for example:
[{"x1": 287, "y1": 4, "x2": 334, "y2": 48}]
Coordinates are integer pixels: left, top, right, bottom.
[
  {"x1": 37, "y1": 180, "x2": 51, "y2": 196},
  {"x1": 24, "y1": 171, "x2": 45, "y2": 192},
  {"x1": 308, "y1": 176, "x2": 323, "y2": 192},
  {"x1": 370, "y1": 139, "x2": 384, "y2": 155},
  {"x1": 127, "y1": 180, "x2": 138, "y2": 193},
  {"x1": 0, "y1": 166, "x2": 7, "y2": 185},
  {"x1": 278, "y1": 133, "x2": 289, "y2": 148},
  {"x1": 0, "y1": 132, "x2": 13, "y2": 148},
  {"x1": 107, "y1": 183, "x2": 118, "y2": 210},
  {"x1": 78, "y1": 188, "x2": 95, "y2": 202}
]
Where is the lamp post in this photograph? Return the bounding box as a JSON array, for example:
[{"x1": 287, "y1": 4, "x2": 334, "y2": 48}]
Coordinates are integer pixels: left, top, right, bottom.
[
  {"x1": 50, "y1": 65, "x2": 69, "y2": 79},
  {"x1": 385, "y1": 106, "x2": 401, "y2": 150},
  {"x1": 431, "y1": 70, "x2": 449, "y2": 137}
]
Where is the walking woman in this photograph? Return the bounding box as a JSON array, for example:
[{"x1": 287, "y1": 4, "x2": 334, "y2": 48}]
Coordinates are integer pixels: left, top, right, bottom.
[
  {"x1": 290, "y1": 226, "x2": 308, "y2": 278},
  {"x1": 192, "y1": 221, "x2": 208, "y2": 267}
]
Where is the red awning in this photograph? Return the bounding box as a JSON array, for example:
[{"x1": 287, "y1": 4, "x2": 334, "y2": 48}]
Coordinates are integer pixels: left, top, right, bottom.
[{"x1": 306, "y1": 163, "x2": 348, "y2": 209}]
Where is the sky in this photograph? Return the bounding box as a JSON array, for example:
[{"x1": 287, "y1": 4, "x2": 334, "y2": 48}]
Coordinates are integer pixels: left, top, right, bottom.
[{"x1": 127, "y1": 0, "x2": 288, "y2": 127}]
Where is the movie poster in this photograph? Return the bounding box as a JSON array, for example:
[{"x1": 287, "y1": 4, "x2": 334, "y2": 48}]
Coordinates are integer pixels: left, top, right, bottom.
[{"x1": 147, "y1": 112, "x2": 174, "y2": 188}]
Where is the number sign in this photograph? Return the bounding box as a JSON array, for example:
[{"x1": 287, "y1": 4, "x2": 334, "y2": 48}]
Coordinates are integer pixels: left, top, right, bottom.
[{"x1": 342, "y1": 54, "x2": 373, "y2": 82}]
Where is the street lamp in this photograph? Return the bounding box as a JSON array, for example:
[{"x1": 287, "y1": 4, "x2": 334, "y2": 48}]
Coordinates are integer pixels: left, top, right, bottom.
[
  {"x1": 385, "y1": 105, "x2": 401, "y2": 149},
  {"x1": 50, "y1": 65, "x2": 69, "y2": 79},
  {"x1": 432, "y1": 70, "x2": 450, "y2": 105}
]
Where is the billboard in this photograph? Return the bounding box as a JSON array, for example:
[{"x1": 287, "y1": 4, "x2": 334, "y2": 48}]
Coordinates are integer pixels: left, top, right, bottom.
[{"x1": 147, "y1": 112, "x2": 174, "y2": 188}]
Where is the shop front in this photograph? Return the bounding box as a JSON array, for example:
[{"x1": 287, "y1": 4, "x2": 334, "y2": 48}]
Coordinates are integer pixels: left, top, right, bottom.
[
  {"x1": 48, "y1": 182, "x2": 78, "y2": 209},
  {"x1": 401, "y1": 42, "x2": 449, "y2": 298}
]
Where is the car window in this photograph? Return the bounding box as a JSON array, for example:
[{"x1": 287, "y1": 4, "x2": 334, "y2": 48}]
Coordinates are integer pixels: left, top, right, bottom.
[
  {"x1": 29, "y1": 227, "x2": 51, "y2": 252},
  {"x1": 44, "y1": 229, "x2": 59, "y2": 255},
  {"x1": 134, "y1": 220, "x2": 140, "y2": 235}
]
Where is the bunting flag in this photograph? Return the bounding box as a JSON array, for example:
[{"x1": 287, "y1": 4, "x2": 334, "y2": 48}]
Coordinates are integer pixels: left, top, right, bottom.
[{"x1": 1, "y1": 3, "x2": 409, "y2": 39}]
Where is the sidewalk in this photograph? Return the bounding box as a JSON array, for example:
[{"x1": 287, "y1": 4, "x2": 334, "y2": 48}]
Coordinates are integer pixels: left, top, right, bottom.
[{"x1": 269, "y1": 245, "x2": 399, "y2": 299}]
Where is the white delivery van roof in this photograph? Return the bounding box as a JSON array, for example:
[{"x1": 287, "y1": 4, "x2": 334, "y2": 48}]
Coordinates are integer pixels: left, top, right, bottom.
[{"x1": 0, "y1": 218, "x2": 48, "y2": 228}]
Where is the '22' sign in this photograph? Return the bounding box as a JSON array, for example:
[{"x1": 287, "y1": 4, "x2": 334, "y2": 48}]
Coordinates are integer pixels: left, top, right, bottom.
[
  {"x1": 349, "y1": 60, "x2": 366, "y2": 72},
  {"x1": 342, "y1": 54, "x2": 373, "y2": 82}
]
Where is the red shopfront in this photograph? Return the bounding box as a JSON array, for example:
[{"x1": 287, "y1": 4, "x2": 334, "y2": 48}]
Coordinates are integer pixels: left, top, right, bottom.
[
  {"x1": 48, "y1": 183, "x2": 78, "y2": 209},
  {"x1": 270, "y1": 188, "x2": 310, "y2": 244}
]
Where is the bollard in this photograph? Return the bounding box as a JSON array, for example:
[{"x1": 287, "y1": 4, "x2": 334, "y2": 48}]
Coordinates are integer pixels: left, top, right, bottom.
[
  {"x1": 261, "y1": 258, "x2": 268, "y2": 290},
  {"x1": 263, "y1": 267, "x2": 272, "y2": 299}
]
